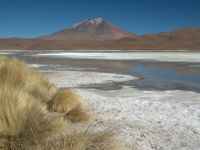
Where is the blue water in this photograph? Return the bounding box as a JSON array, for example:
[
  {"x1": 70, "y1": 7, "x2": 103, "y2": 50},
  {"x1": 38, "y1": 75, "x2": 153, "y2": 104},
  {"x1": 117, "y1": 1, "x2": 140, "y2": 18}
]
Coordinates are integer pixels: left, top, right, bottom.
[
  {"x1": 129, "y1": 65, "x2": 200, "y2": 92},
  {"x1": 130, "y1": 65, "x2": 200, "y2": 84},
  {"x1": 2, "y1": 50, "x2": 200, "y2": 92}
]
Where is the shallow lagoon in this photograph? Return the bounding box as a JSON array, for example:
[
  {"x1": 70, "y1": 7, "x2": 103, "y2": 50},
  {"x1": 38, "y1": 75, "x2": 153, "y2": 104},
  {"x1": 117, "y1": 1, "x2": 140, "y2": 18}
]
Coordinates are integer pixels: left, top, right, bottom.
[{"x1": 1, "y1": 50, "x2": 200, "y2": 92}]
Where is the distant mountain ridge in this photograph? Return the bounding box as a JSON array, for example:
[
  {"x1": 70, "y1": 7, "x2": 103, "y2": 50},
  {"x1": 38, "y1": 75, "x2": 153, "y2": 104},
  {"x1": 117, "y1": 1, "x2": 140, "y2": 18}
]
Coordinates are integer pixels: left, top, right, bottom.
[{"x1": 0, "y1": 18, "x2": 199, "y2": 50}]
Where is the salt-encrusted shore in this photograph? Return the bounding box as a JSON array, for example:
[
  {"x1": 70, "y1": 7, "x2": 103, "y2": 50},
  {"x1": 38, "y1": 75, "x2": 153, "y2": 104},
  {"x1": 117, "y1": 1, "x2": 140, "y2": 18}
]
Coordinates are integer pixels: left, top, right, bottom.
[
  {"x1": 47, "y1": 71, "x2": 137, "y2": 88},
  {"x1": 37, "y1": 52, "x2": 200, "y2": 62},
  {"x1": 48, "y1": 71, "x2": 200, "y2": 150}
]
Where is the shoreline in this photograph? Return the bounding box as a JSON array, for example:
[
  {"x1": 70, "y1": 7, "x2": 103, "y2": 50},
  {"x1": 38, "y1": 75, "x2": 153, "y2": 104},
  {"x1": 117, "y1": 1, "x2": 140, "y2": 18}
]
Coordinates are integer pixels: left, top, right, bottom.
[
  {"x1": 47, "y1": 70, "x2": 200, "y2": 150},
  {"x1": 1, "y1": 49, "x2": 200, "y2": 53},
  {"x1": 1, "y1": 50, "x2": 200, "y2": 93}
]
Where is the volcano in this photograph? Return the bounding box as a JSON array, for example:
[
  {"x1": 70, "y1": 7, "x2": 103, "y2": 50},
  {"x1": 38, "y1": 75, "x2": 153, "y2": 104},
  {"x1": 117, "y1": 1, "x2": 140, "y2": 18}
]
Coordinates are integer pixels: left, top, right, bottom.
[{"x1": 39, "y1": 18, "x2": 135, "y2": 41}]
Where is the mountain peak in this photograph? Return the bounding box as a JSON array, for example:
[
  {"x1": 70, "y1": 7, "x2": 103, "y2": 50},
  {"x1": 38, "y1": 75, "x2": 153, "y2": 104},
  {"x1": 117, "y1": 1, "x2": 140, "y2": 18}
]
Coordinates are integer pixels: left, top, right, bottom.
[
  {"x1": 40, "y1": 18, "x2": 135, "y2": 41},
  {"x1": 88, "y1": 18, "x2": 105, "y2": 24},
  {"x1": 72, "y1": 18, "x2": 105, "y2": 28}
]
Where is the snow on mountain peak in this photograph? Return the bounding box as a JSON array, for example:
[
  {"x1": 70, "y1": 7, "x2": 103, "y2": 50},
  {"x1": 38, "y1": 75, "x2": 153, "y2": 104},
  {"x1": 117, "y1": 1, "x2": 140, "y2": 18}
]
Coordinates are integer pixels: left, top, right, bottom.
[
  {"x1": 72, "y1": 19, "x2": 87, "y2": 28},
  {"x1": 72, "y1": 18, "x2": 105, "y2": 28},
  {"x1": 89, "y1": 18, "x2": 104, "y2": 24}
]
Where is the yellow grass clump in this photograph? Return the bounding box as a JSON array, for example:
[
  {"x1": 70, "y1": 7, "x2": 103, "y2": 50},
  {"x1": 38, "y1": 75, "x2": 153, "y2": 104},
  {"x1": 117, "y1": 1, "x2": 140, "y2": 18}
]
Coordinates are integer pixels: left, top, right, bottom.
[
  {"x1": 46, "y1": 129, "x2": 121, "y2": 150},
  {"x1": 52, "y1": 90, "x2": 90, "y2": 122},
  {"x1": 0, "y1": 56, "x2": 121, "y2": 150},
  {"x1": 0, "y1": 85, "x2": 64, "y2": 149}
]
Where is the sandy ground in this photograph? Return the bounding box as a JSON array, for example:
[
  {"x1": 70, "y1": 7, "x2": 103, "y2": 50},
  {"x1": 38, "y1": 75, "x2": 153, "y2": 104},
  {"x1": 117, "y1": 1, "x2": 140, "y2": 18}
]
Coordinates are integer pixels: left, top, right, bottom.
[{"x1": 47, "y1": 70, "x2": 200, "y2": 150}]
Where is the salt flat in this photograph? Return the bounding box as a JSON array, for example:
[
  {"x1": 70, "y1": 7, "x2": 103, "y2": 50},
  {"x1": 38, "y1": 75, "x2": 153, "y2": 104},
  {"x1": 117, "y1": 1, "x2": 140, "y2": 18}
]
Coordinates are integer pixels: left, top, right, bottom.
[
  {"x1": 47, "y1": 71, "x2": 136, "y2": 88},
  {"x1": 36, "y1": 51, "x2": 200, "y2": 62},
  {"x1": 48, "y1": 70, "x2": 200, "y2": 150}
]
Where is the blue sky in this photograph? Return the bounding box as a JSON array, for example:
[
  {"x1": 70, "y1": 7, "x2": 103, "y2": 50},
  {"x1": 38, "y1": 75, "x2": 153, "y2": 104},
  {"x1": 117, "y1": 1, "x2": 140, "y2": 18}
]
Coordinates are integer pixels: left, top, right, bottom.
[{"x1": 0, "y1": 0, "x2": 200, "y2": 38}]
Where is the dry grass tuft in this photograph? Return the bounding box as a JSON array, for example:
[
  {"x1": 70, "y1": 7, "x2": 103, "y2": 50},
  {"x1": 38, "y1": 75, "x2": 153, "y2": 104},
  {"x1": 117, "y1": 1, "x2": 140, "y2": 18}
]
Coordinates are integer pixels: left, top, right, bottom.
[
  {"x1": 46, "y1": 128, "x2": 123, "y2": 150},
  {"x1": 0, "y1": 56, "x2": 58, "y2": 104},
  {"x1": 0, "y1": 85, "x2": 65, "y2": 150},
  {"x1": 0, "y1": 56, "x2": 122, "y2": 150},
  {"x1": 52, "y1": 90, "x2": 90, "y2": 122}
]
